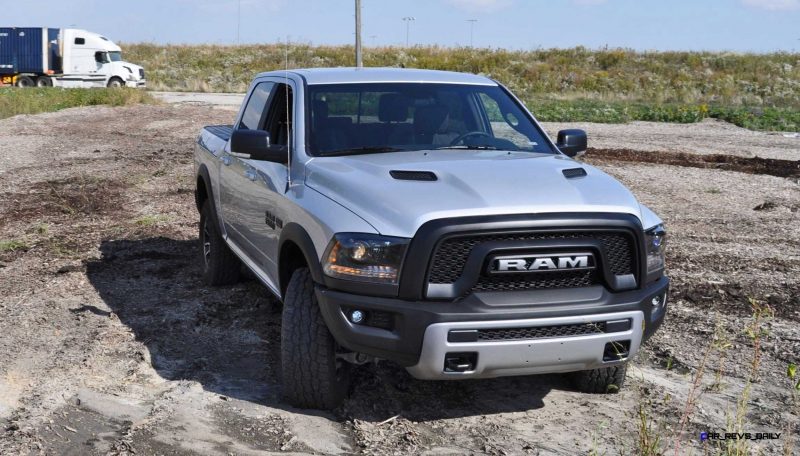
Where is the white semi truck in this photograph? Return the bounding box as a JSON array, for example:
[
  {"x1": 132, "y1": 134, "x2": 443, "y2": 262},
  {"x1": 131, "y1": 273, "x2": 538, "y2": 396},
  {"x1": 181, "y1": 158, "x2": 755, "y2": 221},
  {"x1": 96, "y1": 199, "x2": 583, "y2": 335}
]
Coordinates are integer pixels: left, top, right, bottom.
[{"x1": 0, "y1": 27, "x2": 146, "y2": 88}]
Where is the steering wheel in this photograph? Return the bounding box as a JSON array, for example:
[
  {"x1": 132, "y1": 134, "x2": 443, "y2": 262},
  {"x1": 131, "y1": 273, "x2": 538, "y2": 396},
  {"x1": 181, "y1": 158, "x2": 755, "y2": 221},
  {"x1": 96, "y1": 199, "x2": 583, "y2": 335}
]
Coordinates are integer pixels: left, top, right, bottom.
[{"x1": 449, "y1": 131, "x2": 493, "y2": 146}]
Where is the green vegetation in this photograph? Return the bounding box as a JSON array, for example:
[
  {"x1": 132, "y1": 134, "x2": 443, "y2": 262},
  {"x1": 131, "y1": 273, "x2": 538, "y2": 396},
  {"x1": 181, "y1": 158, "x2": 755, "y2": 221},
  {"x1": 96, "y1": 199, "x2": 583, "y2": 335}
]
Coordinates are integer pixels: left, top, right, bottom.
[
  {"x1": 125, "y1": 43, "x2": 800, "y2": 131},
  {"x1": 0, "y1": 239, "x2": 29, "y2": 252},
  {"x1": 0, "y1": 88, "x2": 156, "y2": 120},
  {"x1": 134, "y1": 214, "x2": 171, "y2": 227}
]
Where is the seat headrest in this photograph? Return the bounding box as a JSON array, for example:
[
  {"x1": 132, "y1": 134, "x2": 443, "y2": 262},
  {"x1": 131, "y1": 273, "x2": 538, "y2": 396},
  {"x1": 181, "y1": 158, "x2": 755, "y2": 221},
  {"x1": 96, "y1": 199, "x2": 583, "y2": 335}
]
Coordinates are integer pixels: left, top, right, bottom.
[
  {"x1": 312, "y1": 99, "x2": 329, "y2": 121},
  {"x1": 414, "y1": 105, "x2": 449, "y2": 134},
  {"x1": 379, "y1": 94, "x2": 409, "y2": 122}
]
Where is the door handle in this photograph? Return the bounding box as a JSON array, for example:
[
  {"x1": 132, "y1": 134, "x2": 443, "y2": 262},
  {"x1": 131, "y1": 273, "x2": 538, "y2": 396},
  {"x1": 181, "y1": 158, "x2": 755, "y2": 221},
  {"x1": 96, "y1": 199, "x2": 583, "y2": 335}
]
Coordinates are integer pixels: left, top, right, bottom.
[
  {"x1": 244, "y1": 169, "x2": 258, "y2": 181},
  {"x1": 222, "y1": 156, "x2": 232, "y2": 166}
]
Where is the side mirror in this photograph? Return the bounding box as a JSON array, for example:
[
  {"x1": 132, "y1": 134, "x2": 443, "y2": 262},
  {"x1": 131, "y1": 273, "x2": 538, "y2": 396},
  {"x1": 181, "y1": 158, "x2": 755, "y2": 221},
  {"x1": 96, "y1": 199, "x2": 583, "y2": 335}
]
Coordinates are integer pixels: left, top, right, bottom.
[
  {"x1": 230, "y1": 129, "x2": 287, "y2": 164},
  {"x1": 556, "y1": 129, "x2": 587, "y2": 158}
]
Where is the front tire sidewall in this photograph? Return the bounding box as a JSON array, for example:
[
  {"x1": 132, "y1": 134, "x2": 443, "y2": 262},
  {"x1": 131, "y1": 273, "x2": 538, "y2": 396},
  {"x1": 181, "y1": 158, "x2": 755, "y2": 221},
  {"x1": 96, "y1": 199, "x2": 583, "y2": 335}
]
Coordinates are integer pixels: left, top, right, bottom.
[
  {"x1": 281, "y1": 268, "x2": 349, "y2": 409},
  {"x1": 107, "y1": 78, "x2": 124, "y2": 88}
]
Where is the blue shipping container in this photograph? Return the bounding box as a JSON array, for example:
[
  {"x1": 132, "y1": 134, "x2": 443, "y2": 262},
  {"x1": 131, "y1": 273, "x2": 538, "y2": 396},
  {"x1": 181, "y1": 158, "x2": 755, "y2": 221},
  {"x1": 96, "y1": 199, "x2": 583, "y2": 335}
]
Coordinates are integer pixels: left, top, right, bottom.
[{"x1": 0, "y1": 27, "x2": 60, "y2": 75}]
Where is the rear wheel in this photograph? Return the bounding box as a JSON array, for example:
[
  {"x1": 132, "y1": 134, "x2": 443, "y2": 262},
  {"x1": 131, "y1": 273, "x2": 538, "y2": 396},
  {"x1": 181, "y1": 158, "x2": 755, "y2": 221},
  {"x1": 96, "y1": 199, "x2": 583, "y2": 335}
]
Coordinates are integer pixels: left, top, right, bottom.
[
  {"x1": 281, "y1": 267, "x2": 350, "y2": 409},
  {"x1": 36, "y1": 76, "x2": 52, "y2": 87},
  {"x1": 572, "y1": 364, "x2": 627, "y2": 394},
  {"x1": 107, "y1": 77, "x2": 124, "y2": 88},
  {"x1": 15, "y1": 76, "x2": 34, "y2": 88},
  {"x1": 199, "y1": 200, "x2": 240, "y2": 286}
]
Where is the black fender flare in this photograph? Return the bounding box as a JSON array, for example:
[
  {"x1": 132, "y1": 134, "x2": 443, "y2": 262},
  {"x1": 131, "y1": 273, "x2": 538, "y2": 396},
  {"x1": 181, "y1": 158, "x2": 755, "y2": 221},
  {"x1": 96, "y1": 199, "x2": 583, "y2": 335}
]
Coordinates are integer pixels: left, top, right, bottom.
[
  {"x1": 195, "y1": 164, "x2": 214, "y2": 213},
  {"x1": 278, "y1": 223, "x2": 326, "y2": 292}
]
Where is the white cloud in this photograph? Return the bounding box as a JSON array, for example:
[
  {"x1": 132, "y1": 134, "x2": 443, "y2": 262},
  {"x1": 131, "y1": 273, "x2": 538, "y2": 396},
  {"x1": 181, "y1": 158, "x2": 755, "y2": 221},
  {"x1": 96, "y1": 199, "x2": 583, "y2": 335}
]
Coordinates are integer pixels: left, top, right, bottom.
[
  {"x1": 741, "y1": 0, "x2": 800, "y2": 10},
  {"x1": 444, "y1": 0, "x2": 515, "y2": 13}
]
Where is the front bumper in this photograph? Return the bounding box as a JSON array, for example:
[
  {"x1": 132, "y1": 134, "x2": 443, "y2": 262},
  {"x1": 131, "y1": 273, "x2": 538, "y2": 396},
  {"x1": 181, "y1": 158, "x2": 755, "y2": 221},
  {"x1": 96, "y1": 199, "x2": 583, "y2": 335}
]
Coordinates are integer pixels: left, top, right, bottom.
[
  {"x1": 316, "y1": 277, "x2": 669, "y2": 378},
  {"x1": 125, "y1": 80, "x2": 146, "y2": 88}
]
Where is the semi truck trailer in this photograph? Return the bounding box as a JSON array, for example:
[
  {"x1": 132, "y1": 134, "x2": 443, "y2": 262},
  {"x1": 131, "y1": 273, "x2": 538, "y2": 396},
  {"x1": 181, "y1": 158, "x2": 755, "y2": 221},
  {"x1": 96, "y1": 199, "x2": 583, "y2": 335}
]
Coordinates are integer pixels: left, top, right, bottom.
[{"x1": 0, "y1": 27, "x2": 145, "y2": 88}]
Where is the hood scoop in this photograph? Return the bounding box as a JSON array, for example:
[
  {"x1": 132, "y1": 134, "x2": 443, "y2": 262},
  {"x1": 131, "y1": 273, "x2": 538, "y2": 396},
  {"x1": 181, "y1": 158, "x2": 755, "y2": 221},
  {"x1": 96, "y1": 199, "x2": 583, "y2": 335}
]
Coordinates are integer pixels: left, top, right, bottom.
[
  {"x1": 390, "y1": 170, "x2": 438, "y2": 181},
  {"x1": 562, "y1": 167, "x2": 588, "y2": 179}
]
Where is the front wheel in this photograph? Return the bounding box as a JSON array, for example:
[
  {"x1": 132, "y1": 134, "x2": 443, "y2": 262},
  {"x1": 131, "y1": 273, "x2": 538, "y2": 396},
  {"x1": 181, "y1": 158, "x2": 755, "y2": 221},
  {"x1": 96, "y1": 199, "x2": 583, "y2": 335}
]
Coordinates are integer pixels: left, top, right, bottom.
[
  {"x1": 281, "y1": 267, "x2": 350, "y2": 409},
  {"x1": 572, "y1": 364, "x2": 627, "y2": 394},
  {"x1": 107, "y1": 77, "x2": 124, "y2": 88}
]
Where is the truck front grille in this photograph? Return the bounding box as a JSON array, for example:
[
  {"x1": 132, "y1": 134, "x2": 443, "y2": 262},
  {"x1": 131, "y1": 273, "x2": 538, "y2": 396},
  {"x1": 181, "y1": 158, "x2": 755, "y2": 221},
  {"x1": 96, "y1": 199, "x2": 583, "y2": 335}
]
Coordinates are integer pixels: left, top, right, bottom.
[
  {"x1": 139, "y1": 69, "x2": 145, "y2": 79},
  {"x1": 477, "y1": 322, "x2": 606, "y2": 341},
  {"x1": 427, "y1": 231, "x2": 635, "y2": 294}
]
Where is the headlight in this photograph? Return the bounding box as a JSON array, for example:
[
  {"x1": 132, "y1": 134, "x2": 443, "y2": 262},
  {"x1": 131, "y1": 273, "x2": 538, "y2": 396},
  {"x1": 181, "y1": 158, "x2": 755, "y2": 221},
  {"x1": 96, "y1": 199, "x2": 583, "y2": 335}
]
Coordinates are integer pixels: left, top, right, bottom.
[
  {"x1": 645, "y1": 224, "x2": 666, "y2": 275},
  {"x1": 322, "y1": 233, "x2": 409, "y2": 284}
]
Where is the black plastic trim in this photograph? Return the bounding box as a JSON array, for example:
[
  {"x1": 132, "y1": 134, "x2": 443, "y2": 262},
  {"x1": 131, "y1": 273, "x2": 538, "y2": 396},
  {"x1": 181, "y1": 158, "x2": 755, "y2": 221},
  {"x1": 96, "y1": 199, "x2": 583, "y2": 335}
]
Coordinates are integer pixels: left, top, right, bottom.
[
  {"x1": 316, "y1": 277, "x2": 669, "y2": 367},
  {"x1": 398, "y1": 212, "x2": 645, "y2": 301},
  {"x1": 277, "y1": 223, "x2": 325, "y2": 291}
]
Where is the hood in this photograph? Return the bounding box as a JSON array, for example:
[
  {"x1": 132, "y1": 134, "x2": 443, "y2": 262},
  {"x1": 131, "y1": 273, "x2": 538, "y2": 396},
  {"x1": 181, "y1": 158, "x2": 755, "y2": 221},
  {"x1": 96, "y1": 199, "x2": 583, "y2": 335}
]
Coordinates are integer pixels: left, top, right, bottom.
[{"x1": 305, "y1": 150, "x2": 643, "y2": 237}]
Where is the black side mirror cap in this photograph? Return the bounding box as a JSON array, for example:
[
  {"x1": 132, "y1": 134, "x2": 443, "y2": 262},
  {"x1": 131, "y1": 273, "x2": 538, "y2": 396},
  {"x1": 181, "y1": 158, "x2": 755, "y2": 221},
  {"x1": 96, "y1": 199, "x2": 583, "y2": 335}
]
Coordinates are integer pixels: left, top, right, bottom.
[
  {"x1": 556, "y1": 129, "x2": 588, "y2": 158},
  {"x1": 230, "y1": 129, "x2": 288, "y2": 164}
]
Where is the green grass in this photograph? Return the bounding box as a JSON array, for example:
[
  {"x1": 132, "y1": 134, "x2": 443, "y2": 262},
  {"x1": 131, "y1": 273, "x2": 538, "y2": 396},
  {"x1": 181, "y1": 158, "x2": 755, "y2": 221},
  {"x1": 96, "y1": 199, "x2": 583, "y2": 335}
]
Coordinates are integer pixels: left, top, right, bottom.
[
  {"x1": 0, "y1": 87, "x2": 156, "y2": 120},
  {"x1": 0, "y1": 239, "x2": 29, "y2": 252},
  {"x1": 123, "y1": 43, "x2": 800, "y2": 130}
]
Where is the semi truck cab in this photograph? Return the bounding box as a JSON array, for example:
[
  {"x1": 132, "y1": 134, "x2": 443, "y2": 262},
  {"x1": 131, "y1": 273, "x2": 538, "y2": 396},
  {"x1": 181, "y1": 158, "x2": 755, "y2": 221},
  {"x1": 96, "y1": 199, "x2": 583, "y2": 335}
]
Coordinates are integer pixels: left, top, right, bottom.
[{"x1": 0, "y1": 27, "x2": 145, "y2": 88}]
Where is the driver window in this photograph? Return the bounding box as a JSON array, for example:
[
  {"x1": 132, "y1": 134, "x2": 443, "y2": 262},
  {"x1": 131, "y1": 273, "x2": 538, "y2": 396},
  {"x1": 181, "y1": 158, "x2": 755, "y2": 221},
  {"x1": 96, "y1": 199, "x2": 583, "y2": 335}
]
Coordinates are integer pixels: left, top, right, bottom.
[
  {"x1": 478, "y1": 93, "x2": 531, "y2": 149},
  {"x1": 239, "y1": 82, "x2": 274, "y2": 130},
  {"x1": 263, "y1": 84, "x2": 293, "y2": 147}
]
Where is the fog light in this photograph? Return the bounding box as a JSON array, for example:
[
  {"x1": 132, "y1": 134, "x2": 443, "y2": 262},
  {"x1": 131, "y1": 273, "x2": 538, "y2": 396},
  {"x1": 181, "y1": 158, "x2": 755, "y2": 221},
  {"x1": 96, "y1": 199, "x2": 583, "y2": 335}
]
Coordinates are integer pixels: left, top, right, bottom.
[
  {"x1": 350, "y1": 310, "x2": 365, "y2": 324},
  {"x1": 651, "y1": 295, "x2": 663, "y2": 307}
]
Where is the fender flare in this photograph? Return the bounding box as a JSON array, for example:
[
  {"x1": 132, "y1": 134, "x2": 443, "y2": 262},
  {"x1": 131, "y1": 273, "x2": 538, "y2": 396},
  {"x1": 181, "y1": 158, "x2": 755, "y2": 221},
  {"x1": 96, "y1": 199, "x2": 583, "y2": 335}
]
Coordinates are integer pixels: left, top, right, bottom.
[
  {"x1": 195, "y1": 164, "x2": 213, "y2": 213},
  {"x1": 278, "y1": 223, "x2": 325, "y2": 291}
]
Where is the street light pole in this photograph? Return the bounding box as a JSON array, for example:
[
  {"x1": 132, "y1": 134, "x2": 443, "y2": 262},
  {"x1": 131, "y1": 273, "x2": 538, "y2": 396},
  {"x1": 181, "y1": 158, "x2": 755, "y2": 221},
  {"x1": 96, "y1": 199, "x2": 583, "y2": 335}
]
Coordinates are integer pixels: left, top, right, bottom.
[
  {"x1": 467, "y1": 19, "x2": 477, "y2": 48},
  {"x1": 355, "y1": 0, "x2": 363, "y2": 67},
  {"x1": 402, "y1": 17, "x2": 415, "y2": 47}
]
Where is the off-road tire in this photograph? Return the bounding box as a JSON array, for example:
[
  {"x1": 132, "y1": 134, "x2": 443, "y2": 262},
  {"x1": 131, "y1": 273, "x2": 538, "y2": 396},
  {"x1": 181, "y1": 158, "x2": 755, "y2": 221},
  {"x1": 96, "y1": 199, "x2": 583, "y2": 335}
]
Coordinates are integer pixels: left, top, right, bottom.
[
  {"x1": 573, "y1": 364, "x2": 627, "y2": 394},
  {"x1": 281, "y1": 268, "x2": 349, "y2": 410},
  {"x1": 199, "y1": 200, "x2": 240, "y2": 286},
  {"x1": 107, "y1": 77, "x2": 124, "y2": 88}
]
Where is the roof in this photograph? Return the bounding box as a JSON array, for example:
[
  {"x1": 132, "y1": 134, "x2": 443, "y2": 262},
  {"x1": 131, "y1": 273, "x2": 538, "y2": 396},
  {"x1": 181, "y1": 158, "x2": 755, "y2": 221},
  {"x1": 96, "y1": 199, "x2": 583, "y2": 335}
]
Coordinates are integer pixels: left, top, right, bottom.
[{"x1": 257, "y1": 67, "x2": 497, "y2": 86}]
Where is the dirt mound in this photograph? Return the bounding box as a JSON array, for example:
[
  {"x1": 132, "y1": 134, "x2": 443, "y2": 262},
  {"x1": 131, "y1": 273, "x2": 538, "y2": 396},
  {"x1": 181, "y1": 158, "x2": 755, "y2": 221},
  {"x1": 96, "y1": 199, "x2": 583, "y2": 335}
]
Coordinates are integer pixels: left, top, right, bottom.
[{"x1": 589, "y1": 148, "x2": 800, "y2": 179}]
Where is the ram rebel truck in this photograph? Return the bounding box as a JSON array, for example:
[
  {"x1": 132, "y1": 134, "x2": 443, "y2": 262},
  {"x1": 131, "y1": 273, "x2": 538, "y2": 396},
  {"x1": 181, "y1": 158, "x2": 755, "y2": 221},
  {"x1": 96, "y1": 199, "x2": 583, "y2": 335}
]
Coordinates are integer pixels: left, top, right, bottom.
[{"x1": 194, "y1": 68, "x2": 669, "y2": 410}]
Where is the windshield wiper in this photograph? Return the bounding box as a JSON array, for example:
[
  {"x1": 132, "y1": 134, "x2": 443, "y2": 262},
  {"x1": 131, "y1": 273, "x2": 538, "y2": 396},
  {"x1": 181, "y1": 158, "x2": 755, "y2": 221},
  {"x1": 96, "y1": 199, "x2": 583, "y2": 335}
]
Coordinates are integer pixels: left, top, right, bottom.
[{"x1": 318, "y1": 146, "x2": 404, "y2": 157}]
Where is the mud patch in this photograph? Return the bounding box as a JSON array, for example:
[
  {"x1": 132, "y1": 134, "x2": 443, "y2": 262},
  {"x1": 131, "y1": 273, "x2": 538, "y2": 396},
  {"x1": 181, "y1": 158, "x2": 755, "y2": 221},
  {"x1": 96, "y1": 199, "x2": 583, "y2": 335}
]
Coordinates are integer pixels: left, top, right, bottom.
[
  {"x1": 588, "y1": 148, "x2": 800, "y2": 179},
  {"x1": 1, "y1": 176, "x2": 128, "y2": 226}
]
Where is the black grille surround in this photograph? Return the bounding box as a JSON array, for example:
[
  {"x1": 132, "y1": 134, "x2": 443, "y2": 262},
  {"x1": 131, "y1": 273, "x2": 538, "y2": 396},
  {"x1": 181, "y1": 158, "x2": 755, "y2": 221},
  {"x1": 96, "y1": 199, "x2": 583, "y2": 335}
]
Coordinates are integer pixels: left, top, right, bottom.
[
  {"x1": 477, "y1": 322, "x2": 606, "y2": 341},
  {"x1": 395, "y1": 213, "x2": 646, "y2": 301}
]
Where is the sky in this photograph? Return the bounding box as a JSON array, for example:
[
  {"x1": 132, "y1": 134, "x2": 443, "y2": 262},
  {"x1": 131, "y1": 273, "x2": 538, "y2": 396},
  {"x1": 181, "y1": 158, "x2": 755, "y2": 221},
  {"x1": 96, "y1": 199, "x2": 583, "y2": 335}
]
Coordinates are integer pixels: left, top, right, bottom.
[{"x1": 3, "y1": 0, "x2": 800, "y2": 52}]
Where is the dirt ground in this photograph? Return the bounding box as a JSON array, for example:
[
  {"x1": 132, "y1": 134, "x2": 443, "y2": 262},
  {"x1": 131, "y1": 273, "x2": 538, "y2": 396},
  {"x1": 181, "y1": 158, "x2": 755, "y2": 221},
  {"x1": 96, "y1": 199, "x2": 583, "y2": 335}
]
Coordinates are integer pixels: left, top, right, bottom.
[{"x1": 0, "y1": 103, "x2": 798, "y2": 455}]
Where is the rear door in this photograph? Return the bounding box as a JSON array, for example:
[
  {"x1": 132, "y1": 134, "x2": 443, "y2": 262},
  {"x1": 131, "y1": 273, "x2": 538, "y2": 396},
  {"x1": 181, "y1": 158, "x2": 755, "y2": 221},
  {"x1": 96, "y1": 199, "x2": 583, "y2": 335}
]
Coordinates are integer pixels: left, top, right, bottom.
[{"x1": 219, "y1": 80, "x2": 275, "y2": 255}]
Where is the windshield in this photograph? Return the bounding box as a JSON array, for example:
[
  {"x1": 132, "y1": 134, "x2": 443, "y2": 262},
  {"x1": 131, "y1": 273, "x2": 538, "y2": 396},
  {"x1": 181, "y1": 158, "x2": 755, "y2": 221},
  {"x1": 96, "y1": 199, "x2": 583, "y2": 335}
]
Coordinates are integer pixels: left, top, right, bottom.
[
  {"x1": 108, "y1": 51, "x2": 123, "y2": 62},
  {"x1": 307, "y1": 83, "x2": 556, "y2": 156}
]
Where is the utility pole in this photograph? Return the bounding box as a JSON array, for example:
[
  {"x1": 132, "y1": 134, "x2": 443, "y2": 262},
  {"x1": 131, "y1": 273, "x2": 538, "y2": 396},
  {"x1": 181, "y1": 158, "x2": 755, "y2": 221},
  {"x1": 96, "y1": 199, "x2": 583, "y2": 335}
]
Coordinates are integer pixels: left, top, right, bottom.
[
  {"x1": 467, "y1": 19, "x2": 477, "y2": 48},
  {"x1": 355, "y1": 0, "x2": 363, "y2": 67},
  {"x1": 402, "y1": 17, "x2": 415, "y2": 47},
  {"x1": 236, "y1": 0, "x2": 241, "y2": 45}
]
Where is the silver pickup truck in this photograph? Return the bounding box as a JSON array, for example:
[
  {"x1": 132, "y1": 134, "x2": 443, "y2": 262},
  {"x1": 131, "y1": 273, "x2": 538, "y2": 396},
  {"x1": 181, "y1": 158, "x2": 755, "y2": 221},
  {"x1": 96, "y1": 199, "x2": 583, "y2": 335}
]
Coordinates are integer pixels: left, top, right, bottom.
[{"x1": 194, "y1": 68, "x2": 669, "y2": 410}]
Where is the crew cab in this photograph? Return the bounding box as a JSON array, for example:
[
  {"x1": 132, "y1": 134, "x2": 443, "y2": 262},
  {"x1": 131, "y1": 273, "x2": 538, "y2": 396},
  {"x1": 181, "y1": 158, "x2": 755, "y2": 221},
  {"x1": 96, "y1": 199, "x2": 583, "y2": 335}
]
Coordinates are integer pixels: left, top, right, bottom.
[{"x1": 194, "y1": 68, "x2": 669, "y2": 410}]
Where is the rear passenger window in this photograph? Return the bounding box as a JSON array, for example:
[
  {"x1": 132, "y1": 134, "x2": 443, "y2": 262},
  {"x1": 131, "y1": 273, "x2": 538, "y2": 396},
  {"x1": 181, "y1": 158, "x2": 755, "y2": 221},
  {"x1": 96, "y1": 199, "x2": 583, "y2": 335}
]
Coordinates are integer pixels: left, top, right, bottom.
[
  {"x1": 239, "y1": 82, "x2": 275, "y2": 130},
  {"x1": 74, "y1": 37, "x2": 85, "y2": 45}
]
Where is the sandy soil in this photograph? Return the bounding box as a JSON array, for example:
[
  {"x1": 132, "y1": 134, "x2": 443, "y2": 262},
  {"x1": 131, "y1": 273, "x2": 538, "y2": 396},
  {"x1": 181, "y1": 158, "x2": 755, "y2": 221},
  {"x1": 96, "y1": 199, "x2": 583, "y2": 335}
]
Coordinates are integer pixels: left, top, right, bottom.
[{"x1": 0, "y1": 105, "x2": 798, "y2": 455}]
